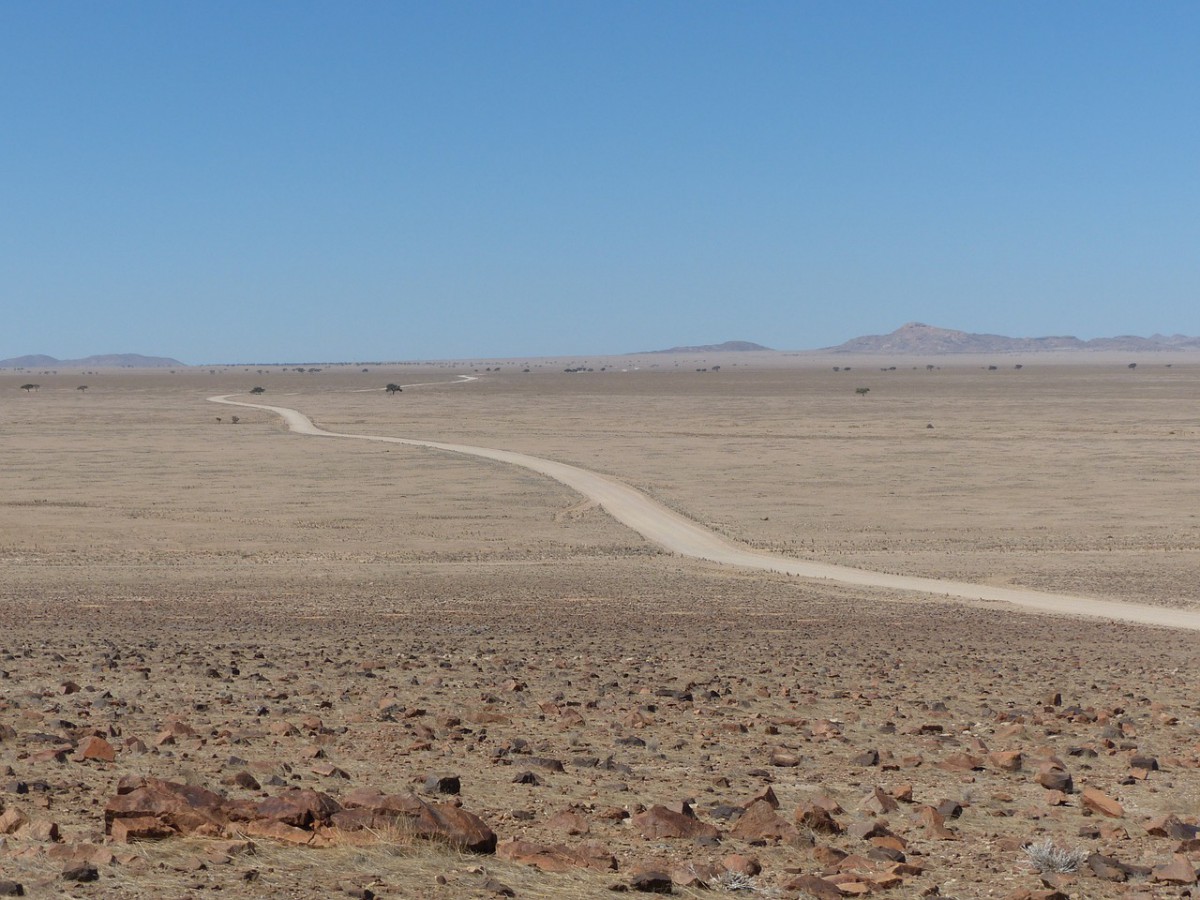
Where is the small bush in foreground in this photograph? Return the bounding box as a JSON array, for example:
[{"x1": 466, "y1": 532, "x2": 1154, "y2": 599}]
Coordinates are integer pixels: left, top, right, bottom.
[{"x1": 1023, "y1": 838, "x2": 1088, "y2": 874}]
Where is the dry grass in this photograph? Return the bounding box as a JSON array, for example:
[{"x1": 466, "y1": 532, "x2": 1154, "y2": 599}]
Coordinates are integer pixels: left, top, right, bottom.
[{"x1": 3, "y1": 357, "x2": 1200, "y2": 899}]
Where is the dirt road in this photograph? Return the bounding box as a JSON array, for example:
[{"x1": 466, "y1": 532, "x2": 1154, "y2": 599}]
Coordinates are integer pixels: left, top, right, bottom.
[{"x1": 210, "y1": 394, "x2": 1200, "y2": 631}]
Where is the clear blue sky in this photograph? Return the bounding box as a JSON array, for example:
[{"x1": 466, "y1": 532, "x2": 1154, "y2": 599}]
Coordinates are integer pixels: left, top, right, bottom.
[{"x1": 2, "y1": 2, "x2": 1197, "y2": 363}]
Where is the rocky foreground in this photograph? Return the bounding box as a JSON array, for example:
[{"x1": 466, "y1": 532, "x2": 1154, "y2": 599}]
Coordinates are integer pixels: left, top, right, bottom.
[{"x1": 0, "y1": 571, "x2": 1198, "y2": 898}]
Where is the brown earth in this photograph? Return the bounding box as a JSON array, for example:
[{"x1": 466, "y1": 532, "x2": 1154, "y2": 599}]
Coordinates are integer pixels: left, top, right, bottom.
[{"x1": 1, "y1": 358, "x2": 1198, "y2": 898}]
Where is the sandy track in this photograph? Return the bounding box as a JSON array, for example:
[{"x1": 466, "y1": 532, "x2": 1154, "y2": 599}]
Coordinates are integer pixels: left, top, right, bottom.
[
  {"x1": 347, "y1": 375, "x2": 479, "y2": 392},
  {"x1": 208, "y1": 394, "x2": 1200, "y2": 631}
]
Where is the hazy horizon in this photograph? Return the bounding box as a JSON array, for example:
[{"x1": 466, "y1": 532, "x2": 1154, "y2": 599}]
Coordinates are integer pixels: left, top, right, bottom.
[{"x1": 3, "y1": 3, "x2": 1197, "y2": 362}]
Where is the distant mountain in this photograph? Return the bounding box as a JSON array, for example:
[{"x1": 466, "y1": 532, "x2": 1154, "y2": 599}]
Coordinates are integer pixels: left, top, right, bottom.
[
  {"x1": 0, "y1": 353, "x2": 186, "y2": 369},
  {"x1": 637, "y1": 340, "x2": 772, "y2": 354},
  {"x1": 826, "y1": 322, "x2": 1200, "y2": 354}
]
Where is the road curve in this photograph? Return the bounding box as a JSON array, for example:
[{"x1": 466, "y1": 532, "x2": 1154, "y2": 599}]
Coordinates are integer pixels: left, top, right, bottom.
[{"x1": 209, "y1": 394, "x2": 1200, "y2": 631}]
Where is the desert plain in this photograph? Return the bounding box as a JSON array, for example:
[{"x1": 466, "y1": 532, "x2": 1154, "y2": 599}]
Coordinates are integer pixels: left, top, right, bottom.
[{"x1": 1, "y1": 353, "x2": 1198, "y2": 899}]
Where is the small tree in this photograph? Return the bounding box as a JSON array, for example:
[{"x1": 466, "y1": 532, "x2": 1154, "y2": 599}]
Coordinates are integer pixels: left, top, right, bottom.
[
  {"x1": 855, "y1": 387, "x2": 870, "y2": 397},
  {"x1": 249, "y1": 386, "x2": 265, "y2": 394},
  {"x1": 386, "y1": 383, "x2": 403, "y2": 395},
  {"x1": 230, "y1": 415, "x2": 240, "y2": 424},
  {"x1": 20, "y1": 383, "x2": 38, "y2": 392},
  {"x1": 77, "y1": 385, "x2": 88, "y2": 392}
]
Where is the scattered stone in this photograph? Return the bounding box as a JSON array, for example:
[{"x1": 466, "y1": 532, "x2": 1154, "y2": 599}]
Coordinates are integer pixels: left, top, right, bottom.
[
  {"x1": 1151, "y1": 854, "x2": 1197, "y2": 884},
  {"x1": 769, "y1": 749, "x2": 802, "y2": 767},
  {"x1": 796, "y1": 802, "x2": 843, "y2": 834},
  {"x1": 497, "y1": 839, "x2": 616, "y2": 872},
  {"x1": 629, "y1": 867, "x2": 673, "y2": 893},
  {"x1": 988, "y1": 750, "x2": 1024, "y2": 772},
  {"x1": 729, "y1": 799, "x2": 798, "y2": 843},
  {"x1": 75, "y1": 735, "x2": 117, "y2": 762},
  {"x1": 0, "y1": 808, "x2": 28, "y2": 835},
  {"x1": 782, "y1": 873, "x2": 842, "y2": 899},
  {"x1": 632, "y1": 804, "x2": 720, "y2": 841},
  {"x1": 1080, "y1": 786, "x2": 1123, "y2": 818},
  {"x1": 1035, "y1": 761, "x2": 1073, "y2": 793},
  {"x1": 61, "y1": 863, "x2": 99, "y2": 883},
  {"x1": 1087, "y1": 853, "x2": 1127, "y2": 882},
  {"x1": 422, "y1": 774, "x2": 461, "y2": 795}
]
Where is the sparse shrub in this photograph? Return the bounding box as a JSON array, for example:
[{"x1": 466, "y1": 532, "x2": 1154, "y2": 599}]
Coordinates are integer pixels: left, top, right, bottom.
[
  {"x1": 718, "y1": 870, "x2": 757, "y2": 891},
  {"x1": 249, "y1": 386, "x2": 265, "y2": 395},
  {"x1": 1023, "y1": 839, "x2": 1088, "y2": 874},
  {"x1": 855, "y1": 387, "x2": 870, "y2": 397}
]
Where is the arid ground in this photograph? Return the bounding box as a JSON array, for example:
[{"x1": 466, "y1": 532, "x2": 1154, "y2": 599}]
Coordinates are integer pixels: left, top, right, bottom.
[{"x1": 1, "y1": 355, "x2": 1198, "y2": 898}]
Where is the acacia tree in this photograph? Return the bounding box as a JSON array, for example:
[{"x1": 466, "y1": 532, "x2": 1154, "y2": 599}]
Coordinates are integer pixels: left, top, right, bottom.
[
  {"x1": 20, "y1": 383, "x2": 38, "y2": 392},
  {"x1": 77, "y1": 385, "x2": 88, "y2": 392},
  {"x1": 386, "y1": 383, "x2": 403, "y2": 395},
  {"x1": 855, "y1": 387, "x2": 870, "y2": 397},
  {"x1": 249, "y1": 386, "x2": 265, "y2": 394}
]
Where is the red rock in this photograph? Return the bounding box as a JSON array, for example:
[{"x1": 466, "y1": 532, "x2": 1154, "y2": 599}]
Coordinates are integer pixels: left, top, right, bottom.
[
  {"x1": 254, "y1": 789, "x2": 342, "y2": 828},
  {"x1": 1035, "y1": 762, "x2": 1073, "y2": 792},
  {"x1": 744, "y1": 786, "x2": 779, "y2": 809},
  {"x1": 629, "y1": 867, "x2": 673, "y2": 893},
  {"x1": 242, "y1": 819, "x2": 317, "y2": 846},
  {"x1": 340, "y1": 789, "x2": 496, "y2": 852},
  {"x1": 104, "y1": 778, "x2": 227, "y2": 837},
  {"x1": 544, "y1": 809, "x2": 590, "y2": 836},
  {"x1": 782, "y1": 874, "x2": 842, "y2": 899},
  {"x1": 632, "y1": 804, "x2": 720, "y2": 841},
  {"x1": 1087, "y1": 854, "x2": 1127, "y2": 882},
  {"x1": 17, "y1": 819, "x2": 61, "y2": 842},
  {"x1": 988, "y1": 750, "x2": 1023, "y2": 772},
  {"x1": 44, "y1": 843, "x2": 114, "y2": 867},
  {"x1": 937, "y1": 752, "x2": 983, "y2": 772},
  {"x1": 495, "y1": 839, "x2": 616, "y2": 872},
  {"x1": 1080, "y1": 786, "x2": 1124, "y2": 818},
  {"x1": 730, "y1": 799, "x2": 798, "y2": 843},
  {"x1": 1146, "y1": 815, "x2": 1200, "y2": 840},
  {"x1": 30, "y1": 747, "x2": 69, "y2": 763},
  {"x1": 769, "y1": 748, "x2": 802, "y2": 767},
  {"x1": 859, "y1": 786, "x2": 899, "y2": 815},
  {"x1": 671, "y1": 861, "x2": 722, "y2": 888},
  {"x1": 311, "y1": 762, "x2": 349, "y2": 779},
  {"x1": 115, "y1": 774, "x2": 146, "y2": 795},
  {"x1": 75, "y1": 736, "x2": 116, "y2": 763},
  {"x1": 796, "y1": 803, "x2": 843, "y2": 834},
  {"x1": 722, "y1": 853, "x2": 761, "y2": 876},
  {"x1": 914, "y1": 806, "x2": 956, "y2": 840},
  {"x1": 813, "y1": 846, "x2": 848, "y2": 867},
  {"x1": 1151, "y1": 854, "x2": 1197, "y2": 884},
  {"x1": 0, "y1": 808, "x2": 28, "y2": 834},
  {"x1": 110, "y1": 816, "x2": 176, "y2": 843}
]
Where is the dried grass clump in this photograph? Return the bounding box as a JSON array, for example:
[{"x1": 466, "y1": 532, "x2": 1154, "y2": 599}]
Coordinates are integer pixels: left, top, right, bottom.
[{"x1": 1023, "y1": 838, "x2": 1088, "y2": 874}]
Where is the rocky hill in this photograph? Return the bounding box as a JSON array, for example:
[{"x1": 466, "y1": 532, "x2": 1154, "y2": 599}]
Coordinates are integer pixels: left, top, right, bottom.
[
  {"x1": 638, "y1": 340, "x2": 771, "y2": 354},
  {"x1": 0, "y1": 353, "x2": 186, "y2": 369},
  {"x1": 827, "y1": 322, "x2": 1200, "y2": 354}
]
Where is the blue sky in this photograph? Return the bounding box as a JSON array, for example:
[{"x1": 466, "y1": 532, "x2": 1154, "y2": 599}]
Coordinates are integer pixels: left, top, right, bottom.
[{"x1": 2, "y1": 2, "x2": 1197, "y2": 363}]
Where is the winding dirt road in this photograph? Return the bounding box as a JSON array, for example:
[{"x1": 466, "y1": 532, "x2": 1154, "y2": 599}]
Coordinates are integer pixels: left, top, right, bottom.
[{"x1": 209, "y1": 394, "x2": 1200, "y2": 631}]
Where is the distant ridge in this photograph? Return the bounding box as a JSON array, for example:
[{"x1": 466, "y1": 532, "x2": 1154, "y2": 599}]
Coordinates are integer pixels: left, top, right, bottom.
[
  {"x1": 0, "y1": 353, "x2": 186, "y2": 369},
  {"x1": 637, "y1": 340, "x2": 772, "y2": 354},
  {"x1": 827, "y1": 322, "x2": 1200, "y2": 354}
]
